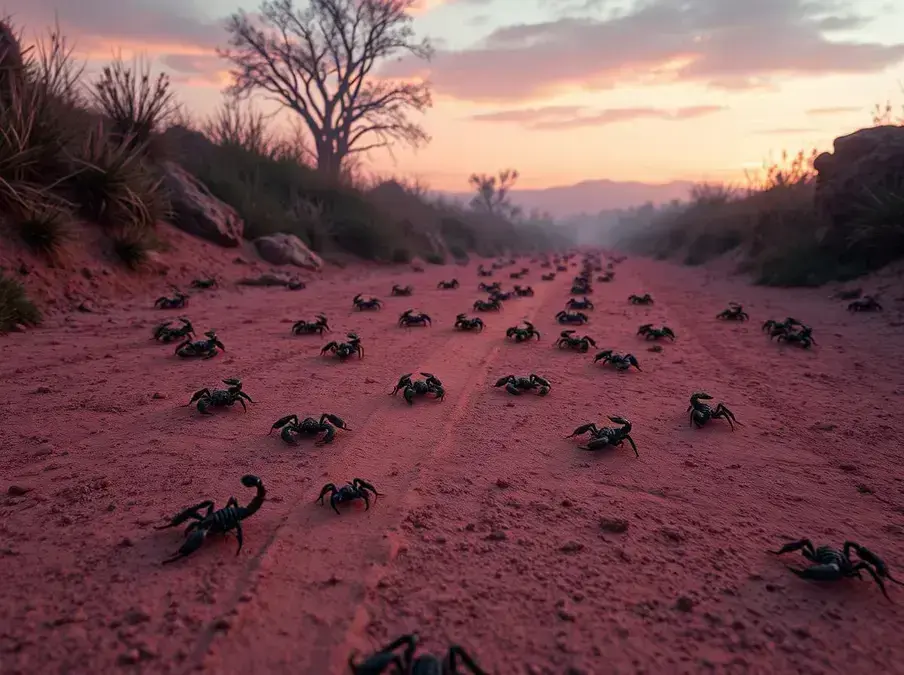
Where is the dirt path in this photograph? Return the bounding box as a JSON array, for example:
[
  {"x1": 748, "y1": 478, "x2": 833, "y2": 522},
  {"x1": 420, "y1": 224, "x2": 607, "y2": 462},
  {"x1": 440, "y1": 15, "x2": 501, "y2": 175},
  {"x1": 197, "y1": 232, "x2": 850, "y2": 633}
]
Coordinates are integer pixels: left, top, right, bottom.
[{"x1": 1, "y1": 256, "x2": 903, "y2": 675}]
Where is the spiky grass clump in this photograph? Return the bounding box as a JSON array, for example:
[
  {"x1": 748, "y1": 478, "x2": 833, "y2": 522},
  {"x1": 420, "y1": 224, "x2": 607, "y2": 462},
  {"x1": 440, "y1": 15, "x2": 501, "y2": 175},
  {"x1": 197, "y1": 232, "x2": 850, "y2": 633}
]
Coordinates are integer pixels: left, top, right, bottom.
[
  {"x1": 0, "y1": 273, "x2": 41, "y2": 332},
  {"x1": 109, "y1": 226, "x2": 154, "y2": 270},
  {"x1": 67, "y1": 123, "x2": 170, "y2": 231},
  {"x1": 12, "y1": 203, "x2": 72, "y2": 257},
  {"x1": 91, "y1": 54, "x2": 178, "y2": 152},
  {"x1": 0, "y1": 82, "x2": 65, "y2": 216}
]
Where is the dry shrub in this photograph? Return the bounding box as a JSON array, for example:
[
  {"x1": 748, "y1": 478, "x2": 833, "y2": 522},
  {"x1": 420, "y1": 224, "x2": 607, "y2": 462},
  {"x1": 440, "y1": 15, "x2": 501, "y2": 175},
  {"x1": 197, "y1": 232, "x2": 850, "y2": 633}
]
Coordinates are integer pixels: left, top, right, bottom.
[
  {"x1": 12, "y1": 202, "x2": 72, "y2": 258},
  {"x1": 27, "y1": 18, "x2": 84, "y2": 108},
  {"x1": 67, "y1": 123, "x2": 169, "y2": 230},
  {"x1": 108, "y1": 225, "x2": 153, "y2": 269},
  {"x1": 0, "y1": 272, "x2": 40, "y2": 331},
  {"x1": 91, "y1": 54, "x2": 179, "y2": 152},
  {"x1": 614, "y1": 148, "x2": 856, "y2": 284}
]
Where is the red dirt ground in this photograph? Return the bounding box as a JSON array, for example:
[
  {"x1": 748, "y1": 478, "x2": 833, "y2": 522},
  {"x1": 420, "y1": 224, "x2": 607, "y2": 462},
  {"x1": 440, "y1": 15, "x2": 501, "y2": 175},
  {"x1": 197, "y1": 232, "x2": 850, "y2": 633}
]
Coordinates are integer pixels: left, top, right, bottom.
[{"x1": 1, "y1": 255, "x2": 903, "y2": 675}]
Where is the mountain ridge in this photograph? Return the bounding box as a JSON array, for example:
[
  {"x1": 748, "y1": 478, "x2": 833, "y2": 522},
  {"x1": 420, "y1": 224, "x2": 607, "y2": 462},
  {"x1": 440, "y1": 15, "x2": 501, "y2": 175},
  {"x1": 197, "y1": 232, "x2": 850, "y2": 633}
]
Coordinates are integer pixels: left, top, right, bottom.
[{"x1": 439, "y1": 177, "x2": 696, "y2": 218}]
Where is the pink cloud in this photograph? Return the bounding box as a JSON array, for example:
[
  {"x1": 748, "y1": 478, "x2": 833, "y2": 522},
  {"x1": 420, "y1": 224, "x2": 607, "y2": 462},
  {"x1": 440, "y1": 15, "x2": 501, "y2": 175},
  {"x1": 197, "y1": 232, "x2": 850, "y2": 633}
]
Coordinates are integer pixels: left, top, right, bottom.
[
  {"x1": 471, "y1": 104, "x2": 727, "y2": 129},
  {"x1": 382, "y1": 0, "x2": 904, "y2": 102}
]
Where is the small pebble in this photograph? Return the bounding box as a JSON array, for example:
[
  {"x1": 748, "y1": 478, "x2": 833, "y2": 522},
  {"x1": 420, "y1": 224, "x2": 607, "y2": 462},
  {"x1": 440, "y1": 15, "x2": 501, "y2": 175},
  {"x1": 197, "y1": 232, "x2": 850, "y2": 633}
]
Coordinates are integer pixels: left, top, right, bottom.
[
  {"x1": 8, "y1": 485, "x2": 31, "y2": 496},
  {"x1": 675, "y1": 596, "x2": 694, "y2": 612},
  {"x1": 117, "y1": 649, "x2": 140, "y2": 665},
  {"x1": 599, "y1": 517, "x2": 629, "y2": 533}
]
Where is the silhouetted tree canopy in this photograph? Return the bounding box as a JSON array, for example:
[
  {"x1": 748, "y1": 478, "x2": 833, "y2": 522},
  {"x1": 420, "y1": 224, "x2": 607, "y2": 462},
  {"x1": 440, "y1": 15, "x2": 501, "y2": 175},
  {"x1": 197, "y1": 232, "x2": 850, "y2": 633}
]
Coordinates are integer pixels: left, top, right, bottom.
[{"x1": 220, "y1": 0, "x2": 433, "y2": 179}]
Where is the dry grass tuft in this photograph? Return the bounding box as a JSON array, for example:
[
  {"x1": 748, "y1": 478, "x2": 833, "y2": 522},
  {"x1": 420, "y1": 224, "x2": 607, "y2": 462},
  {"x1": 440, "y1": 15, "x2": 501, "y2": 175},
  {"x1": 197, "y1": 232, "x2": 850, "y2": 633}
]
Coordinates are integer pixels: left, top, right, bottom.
[{"x1": 0, "y1": 273, "x2": 41, "y2": 331}]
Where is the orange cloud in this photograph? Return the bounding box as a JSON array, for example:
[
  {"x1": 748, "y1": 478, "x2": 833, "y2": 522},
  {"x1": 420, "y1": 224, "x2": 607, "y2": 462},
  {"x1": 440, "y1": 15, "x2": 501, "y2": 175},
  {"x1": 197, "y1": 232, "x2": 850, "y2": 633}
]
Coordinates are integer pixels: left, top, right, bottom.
[
  {"x1": 806, "y1": 105, "x2": 863, "y2": 116},
  {"x1": 471, "y1": 105, "x2": 728, "y2": 130},
  {"x1": 753, "y1": 127, "x2": 820, "y2": 135}
]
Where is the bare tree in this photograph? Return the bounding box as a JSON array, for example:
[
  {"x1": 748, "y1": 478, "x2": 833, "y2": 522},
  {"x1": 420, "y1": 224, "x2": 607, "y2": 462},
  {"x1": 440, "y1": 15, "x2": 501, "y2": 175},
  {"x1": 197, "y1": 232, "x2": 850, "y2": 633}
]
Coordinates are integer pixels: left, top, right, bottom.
[
  {"x1": 219, "y1": 0, "x2": 433, "y2": 180},
  {"x1": 468, "y1": 169, "x2": 521, "y2": 219}
]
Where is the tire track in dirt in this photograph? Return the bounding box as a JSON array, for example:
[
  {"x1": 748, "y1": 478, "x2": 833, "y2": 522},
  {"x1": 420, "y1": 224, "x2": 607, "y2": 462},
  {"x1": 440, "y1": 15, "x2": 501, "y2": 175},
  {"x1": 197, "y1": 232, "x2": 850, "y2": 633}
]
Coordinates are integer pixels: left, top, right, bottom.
[
  {"x1": 630, "y1": 260, "x2": 904, "y2": 520},
  {"x1": 340, "y1": 259, "x2": 904, "y2": 673},
  {"x1": 0, "y1": 267, "x2": 487, "y2": 675},
  {"x1": 192, "y1": 276, "x2": 559, "y2": 674}
]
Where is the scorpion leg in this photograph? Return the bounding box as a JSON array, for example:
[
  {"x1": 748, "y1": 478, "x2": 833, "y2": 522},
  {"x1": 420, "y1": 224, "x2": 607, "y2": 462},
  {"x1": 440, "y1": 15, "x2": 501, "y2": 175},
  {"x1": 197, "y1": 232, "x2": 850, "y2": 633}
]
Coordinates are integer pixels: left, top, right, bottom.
[
  {"x1": 769, "y1": 539, "x2": 816, "y2": 557},
  {"x1": 188, "y1": 389, "x2": 211, "y2": 405},
  {"x1": 624, "y1": 434, "x2": 640, "y2": 457},
  {"x1": 237, "y1": 398, "x2": 247, "y2": 412},
  {"x1": 271, "y1": 414, "x2": 299, "y2": 434},
  {"x1": 353, "y1": 478, "x2": 382, "y2": 502},
  {"x1": 280, "y1": 426, "x2": 299, "y2": 445},
  {"x1": 360, "y1": 492, "x2": 371, "y2": 511},
  {"x1": 714, "y1": 404, "x2": 739, "y2": 429},
  {"x1": 233, "y1": 519, "x2": 244, "y2": 555},
  {"x1": 156, "y1": 501, "x2": 215, "y2": 529},
  {"x1": 538, "y1": 386, "x2": 550, "y2": 396},
  {"x1": 505, "y1": 383, "x2": 521, "y2": 395},
  {"x1": 403, "y1": 387, "x2": 416, "y2": 405},
  {"x1": 448, "y1": 645, "x2": 488, "y2": 675},
  {"x1": 318, "y1": 423, "x2": 335, "y2": 444},
  {"x1": 316, "y1": 484, "x2": 336, "y2": 505},
  {"x1": 851, "y1": 562, "x2": 892, "y2": 600},
  {"x1": 197, "y1": 399, "x2": 213, "y2": 415},
  {"x1": 713, "y1": 409, "x2": 734, "y2": 430},
  {"x1": 330, "y1": 493, "x2": 342, "y2": 515},
  {"x1": 567, "y1": 423, "x2": 598, "y2": 438},
  {"x1": 845, "y1": 542, "x2": 904, "y2": 586}
]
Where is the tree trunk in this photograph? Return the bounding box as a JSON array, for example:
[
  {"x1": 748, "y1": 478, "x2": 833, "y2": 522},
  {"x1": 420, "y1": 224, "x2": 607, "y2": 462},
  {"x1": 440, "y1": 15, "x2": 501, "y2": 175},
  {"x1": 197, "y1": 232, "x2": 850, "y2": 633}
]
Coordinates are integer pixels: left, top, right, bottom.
[{"x1": 315, "y1": 138, "x2": 343, "y2": 182}]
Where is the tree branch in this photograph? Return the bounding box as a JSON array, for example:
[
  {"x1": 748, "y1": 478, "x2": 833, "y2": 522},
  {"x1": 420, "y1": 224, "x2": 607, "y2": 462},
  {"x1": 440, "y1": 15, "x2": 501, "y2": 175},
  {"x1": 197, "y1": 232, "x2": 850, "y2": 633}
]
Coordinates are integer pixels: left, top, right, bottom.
[{"x1": 218, "y1": 0, "x2": 433, "y2": 178}]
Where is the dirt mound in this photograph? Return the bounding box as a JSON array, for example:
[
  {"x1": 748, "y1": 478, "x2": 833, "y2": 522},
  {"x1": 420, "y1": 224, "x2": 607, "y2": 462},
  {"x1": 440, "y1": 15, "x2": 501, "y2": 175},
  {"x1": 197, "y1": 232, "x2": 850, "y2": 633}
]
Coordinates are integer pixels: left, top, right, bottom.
[{"x1": 0, "y1": 220, "x2": 322, "y2": 317}]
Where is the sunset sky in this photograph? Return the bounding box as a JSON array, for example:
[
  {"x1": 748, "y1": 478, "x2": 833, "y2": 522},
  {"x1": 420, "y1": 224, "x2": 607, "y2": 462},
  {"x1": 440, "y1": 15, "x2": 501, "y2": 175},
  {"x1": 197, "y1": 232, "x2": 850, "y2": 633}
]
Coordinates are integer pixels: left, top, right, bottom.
[{"x1": 5, "y1": 0, "x2": 904, "y2": 191}]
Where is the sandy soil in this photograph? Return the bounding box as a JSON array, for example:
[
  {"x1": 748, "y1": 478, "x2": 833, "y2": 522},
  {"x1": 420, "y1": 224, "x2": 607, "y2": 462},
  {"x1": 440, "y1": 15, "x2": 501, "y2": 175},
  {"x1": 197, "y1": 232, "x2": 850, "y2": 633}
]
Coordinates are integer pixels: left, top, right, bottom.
[{"x1": 1, "y1": 255, "x2": 903, "y2": 675}]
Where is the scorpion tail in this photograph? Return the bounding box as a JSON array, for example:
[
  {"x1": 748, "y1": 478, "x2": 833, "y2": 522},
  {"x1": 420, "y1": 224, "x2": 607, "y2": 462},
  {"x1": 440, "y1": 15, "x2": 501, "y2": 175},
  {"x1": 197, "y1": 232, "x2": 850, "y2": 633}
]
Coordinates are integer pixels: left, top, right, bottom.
[{"x1": 239, "y1": 475, "x2": 266, "y2": 518}]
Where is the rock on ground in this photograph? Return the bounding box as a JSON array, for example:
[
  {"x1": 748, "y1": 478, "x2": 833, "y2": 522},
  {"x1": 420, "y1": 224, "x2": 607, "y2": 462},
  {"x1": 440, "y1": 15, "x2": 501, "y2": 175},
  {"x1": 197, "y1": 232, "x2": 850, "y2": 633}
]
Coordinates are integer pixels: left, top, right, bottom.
[
  {"x1": 253, "y1": 233, "x2": 323, "y2": 270},
  {"x1": 161, "y1": 161, "x2": 244, "y2": 247},
  {"x1": 814, "y1": 125, "x2": 904, "y2": 228}
]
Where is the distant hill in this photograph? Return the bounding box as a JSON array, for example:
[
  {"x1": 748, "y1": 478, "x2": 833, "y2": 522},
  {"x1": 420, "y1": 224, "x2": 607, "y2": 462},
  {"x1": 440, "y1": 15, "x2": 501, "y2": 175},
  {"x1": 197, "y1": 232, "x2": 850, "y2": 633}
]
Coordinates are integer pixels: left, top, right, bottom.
[{"x1": 440, "y1": 178, "x2": 695, "y2": 218}]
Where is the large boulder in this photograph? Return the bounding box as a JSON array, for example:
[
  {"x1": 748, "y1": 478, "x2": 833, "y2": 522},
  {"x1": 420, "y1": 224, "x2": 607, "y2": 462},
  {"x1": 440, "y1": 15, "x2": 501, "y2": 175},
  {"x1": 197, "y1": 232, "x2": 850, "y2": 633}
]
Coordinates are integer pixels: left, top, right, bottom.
[
  {"x1": 253, "y1": 233, "x2": 323, "y2": 271},
  {"x1": 160, "y1": 161, "x2": 244, "y2": 247},
  {"x1": 813, "y1": 125, "x2": 904, "y2": 227}
]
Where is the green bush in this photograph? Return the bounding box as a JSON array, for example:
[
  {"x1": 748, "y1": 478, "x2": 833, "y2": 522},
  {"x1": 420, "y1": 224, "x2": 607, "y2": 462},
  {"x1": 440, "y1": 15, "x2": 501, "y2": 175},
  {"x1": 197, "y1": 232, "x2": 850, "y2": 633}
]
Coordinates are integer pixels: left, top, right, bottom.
[
  {"x1": 0, "y1": 273, "x2": 41, "y2": 331},
  {"x1": 425, "y1": 252, "x2": 445, "y2": 265}
]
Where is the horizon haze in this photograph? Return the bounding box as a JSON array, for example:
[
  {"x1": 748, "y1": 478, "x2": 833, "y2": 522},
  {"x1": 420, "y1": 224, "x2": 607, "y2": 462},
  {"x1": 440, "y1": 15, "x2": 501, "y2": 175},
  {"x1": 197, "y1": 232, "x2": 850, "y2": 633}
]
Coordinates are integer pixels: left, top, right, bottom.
[{"x1": 4, "y1": 0, "x2": 903, "y2": 206}]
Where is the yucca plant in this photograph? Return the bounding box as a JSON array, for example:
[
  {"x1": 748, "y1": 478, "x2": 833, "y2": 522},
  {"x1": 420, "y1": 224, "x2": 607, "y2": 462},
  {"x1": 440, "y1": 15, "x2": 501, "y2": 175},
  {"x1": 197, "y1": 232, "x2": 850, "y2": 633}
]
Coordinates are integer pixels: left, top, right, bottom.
[
  {"x1": 67, "y1": 122, "x2": 169, "y2": 230},
  {"x1": 0, "y1": 82, "x2": 62, "y2": 215},
  {"x1": 91, "y1": 54, "x2": 178, "y2": 151}
]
